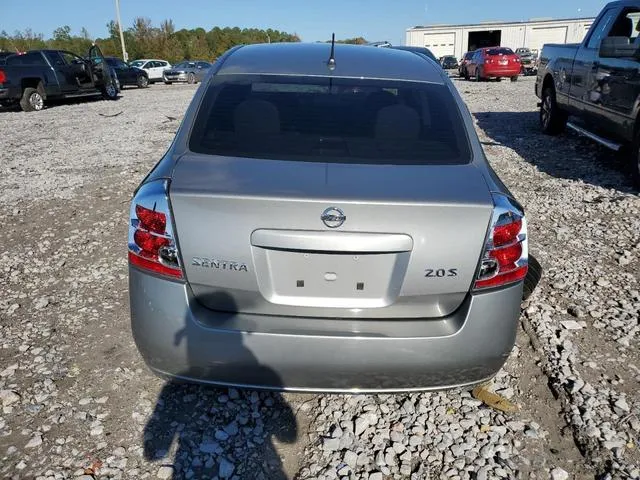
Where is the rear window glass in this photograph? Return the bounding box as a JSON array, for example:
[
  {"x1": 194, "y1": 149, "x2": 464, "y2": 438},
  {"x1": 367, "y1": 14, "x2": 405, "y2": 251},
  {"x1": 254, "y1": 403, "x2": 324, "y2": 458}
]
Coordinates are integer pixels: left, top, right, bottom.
[
  {"x1": 486, "y1": 48, "x2": 514, "y2": 56},
  {"x1": 189, "y1": 75, "x2": 471, "y2": 166},
  {"x1": 6, "y1": 52, "x2": 46, "y2": 66}
]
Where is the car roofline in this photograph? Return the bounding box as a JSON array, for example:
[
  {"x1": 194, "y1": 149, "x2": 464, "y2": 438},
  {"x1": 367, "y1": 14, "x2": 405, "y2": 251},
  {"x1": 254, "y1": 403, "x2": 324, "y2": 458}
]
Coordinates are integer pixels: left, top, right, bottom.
[
  {"x1": 218, "y1": 43, "x2": 444, "y2": 84},
  {"x1": 215, "y1": 71, "x2": 444, "y2": 85}
]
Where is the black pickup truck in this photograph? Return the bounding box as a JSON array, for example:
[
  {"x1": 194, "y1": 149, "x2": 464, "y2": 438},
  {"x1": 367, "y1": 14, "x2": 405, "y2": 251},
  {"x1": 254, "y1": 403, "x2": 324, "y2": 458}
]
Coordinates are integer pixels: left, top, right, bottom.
[
  {"x1": 0, "y1": 45, "x2": 119, "y2": 112},
  {"x1": 536, "y1": 0, "x2": 640, "y2": 186}
]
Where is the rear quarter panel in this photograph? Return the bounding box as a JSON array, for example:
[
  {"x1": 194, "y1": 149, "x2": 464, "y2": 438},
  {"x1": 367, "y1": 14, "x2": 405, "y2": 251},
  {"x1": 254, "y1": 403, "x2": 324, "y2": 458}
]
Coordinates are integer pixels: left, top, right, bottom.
[{"x1": 537, "y1": 44, "x2": 580, "y2": 106}]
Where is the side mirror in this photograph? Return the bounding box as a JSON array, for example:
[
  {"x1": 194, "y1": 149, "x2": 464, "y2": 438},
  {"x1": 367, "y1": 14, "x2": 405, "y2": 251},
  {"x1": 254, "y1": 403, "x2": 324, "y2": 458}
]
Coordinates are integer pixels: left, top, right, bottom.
[{"x1": 599, "y1": 36, "x2": 639, "y2": 58}]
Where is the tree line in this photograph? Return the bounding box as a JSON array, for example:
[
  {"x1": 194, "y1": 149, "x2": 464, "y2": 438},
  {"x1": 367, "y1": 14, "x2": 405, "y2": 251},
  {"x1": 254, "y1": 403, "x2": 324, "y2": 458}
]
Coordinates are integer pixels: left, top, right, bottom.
[
  {"x1": 0, "y1": 18, "x2": 302, "y2": 63},
  {"x1": 0, "y1": 19, "x2": 371, "y2": 63}
]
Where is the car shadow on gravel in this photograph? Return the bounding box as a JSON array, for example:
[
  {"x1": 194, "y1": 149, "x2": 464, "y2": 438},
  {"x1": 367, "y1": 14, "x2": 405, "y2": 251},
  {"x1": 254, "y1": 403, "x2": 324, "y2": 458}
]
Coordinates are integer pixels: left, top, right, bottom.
[
  {"x1": 142, "y1": 300, "x2": 298, "y2": 480},
  {"x1": 474, "y1": 111, "x2": 636, "y2": 192}
]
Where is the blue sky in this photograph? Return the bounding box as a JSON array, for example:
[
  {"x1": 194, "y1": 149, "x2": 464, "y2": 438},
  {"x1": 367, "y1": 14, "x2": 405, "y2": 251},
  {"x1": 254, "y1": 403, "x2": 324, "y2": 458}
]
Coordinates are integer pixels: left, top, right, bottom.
[{"x1": 2, "y1": 0, "x2": 605, "y2": 45}]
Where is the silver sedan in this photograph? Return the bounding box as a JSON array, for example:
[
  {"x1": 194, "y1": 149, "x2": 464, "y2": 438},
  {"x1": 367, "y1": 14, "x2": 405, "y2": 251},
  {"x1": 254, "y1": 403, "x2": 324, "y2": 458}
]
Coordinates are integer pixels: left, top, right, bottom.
[
  {"x1": 128, "y1": 43, "x2": 536, "y2": 392},
  {"x1": 162, "y1": 60, "x2": 211, "y2": 84}
]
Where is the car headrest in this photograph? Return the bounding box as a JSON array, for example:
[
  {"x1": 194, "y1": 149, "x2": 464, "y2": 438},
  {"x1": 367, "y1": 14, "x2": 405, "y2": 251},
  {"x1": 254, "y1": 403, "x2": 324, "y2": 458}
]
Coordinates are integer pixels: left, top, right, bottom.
[
  {"x1": 375, "y1": 105, "x2": 421, "y2": 140},
  {"x1": 233, "y1": 99, "x2": 280, "y2": 136},
  {"x1": 610, "y1": 16, "x2": 633, "y2": 38}
]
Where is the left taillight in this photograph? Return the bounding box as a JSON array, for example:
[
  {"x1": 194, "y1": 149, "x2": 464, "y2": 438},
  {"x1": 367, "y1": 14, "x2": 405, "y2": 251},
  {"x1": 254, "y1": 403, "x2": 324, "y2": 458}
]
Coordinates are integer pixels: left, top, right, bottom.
[
  {"x1": 474, "y1": 194, "x2": 528, "y2": 290},
  {"x1": 128, "y1": 180, "x2": 183, "y2": 280},
  {"x1": 0, "y1": 70, "x2": 6, "y2": 84}
]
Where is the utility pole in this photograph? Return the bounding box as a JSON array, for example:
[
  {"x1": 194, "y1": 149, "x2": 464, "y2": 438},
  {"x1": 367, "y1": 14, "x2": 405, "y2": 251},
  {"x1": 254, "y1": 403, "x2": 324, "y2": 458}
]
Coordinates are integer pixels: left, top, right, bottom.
[{"x1": 115, "y1": 0, "x2": 128, "y2": 61}]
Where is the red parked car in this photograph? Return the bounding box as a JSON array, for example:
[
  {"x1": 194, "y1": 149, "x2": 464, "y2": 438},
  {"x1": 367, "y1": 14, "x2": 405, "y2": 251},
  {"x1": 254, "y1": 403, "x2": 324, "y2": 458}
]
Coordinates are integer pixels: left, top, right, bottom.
[{"x1": 466, "y1": 47, "x2": 521, "y2": 82}]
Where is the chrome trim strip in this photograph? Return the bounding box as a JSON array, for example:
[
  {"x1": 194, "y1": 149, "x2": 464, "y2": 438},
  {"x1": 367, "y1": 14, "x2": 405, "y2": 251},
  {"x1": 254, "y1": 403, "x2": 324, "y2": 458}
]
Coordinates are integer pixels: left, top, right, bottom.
[{"x1": 566, "y1": 122, "x2": 622, "y2": 151}]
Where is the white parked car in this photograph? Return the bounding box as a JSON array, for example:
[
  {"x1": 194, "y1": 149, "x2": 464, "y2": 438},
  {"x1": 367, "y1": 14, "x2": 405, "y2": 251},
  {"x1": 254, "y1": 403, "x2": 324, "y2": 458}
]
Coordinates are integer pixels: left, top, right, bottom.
[{"x1": 129, "y1": 59, "x2": 172, "y2": 83}]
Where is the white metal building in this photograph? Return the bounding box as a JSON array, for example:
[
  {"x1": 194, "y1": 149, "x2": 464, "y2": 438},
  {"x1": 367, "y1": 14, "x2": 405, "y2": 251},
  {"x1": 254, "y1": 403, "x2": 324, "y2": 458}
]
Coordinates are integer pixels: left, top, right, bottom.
[{"x1": 406, "y1": 17, "x2": 595, "y2": 59}]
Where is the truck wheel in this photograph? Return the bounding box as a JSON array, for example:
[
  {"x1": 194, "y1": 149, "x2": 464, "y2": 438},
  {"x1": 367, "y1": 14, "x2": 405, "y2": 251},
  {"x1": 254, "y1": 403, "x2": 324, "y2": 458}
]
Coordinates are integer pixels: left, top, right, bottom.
[
  {"x1": 523, "y1": 254, "x2": 542, "y2": 301},
  {"x1": 510, "y1": 76, "x2": 518, "y2": 82},
  {"x1": 137, "y1": 75, "x2": 149, "y2": 88},
  {"x1": 540, "y1": 87, "x2": 567, "y2": 135},
  {"x1": 20, "y1": 87, "x2": 44, "y2": 112}
]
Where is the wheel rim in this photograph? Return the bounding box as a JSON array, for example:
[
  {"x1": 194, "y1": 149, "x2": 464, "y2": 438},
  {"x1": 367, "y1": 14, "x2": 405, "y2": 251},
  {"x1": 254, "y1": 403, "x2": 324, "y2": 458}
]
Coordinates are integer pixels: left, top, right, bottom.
[
  {"x1": 541, "y1": 95, "x2": 552, "y2": 128},
  {"x1": 106, "y1": 84, "x2": 117, "y2": 98},
  {"x1": 188, "y1": 73, "x2": 195, "y2": 83},
  {"x1": 139, "y1": 76, "x2": 148, "y2": 87},
  {"x1": 30, "y1": 92, "x2": 44, "y2": 110}
]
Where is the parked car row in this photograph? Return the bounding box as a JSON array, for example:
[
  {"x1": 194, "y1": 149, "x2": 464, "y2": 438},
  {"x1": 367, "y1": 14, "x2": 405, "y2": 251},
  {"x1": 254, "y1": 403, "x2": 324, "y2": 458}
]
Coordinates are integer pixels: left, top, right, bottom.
[{"x1": 0, "y1": 47, "x2": 214, "y2": 112}]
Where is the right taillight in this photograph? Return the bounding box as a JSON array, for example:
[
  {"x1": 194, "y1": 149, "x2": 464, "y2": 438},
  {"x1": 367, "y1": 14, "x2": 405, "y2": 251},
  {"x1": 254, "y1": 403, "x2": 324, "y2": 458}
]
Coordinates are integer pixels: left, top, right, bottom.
[
  {"x1": 474, "y1": 194, "x2": 528, "y2": 290},
  {"x1": 128, "y1": 180, "x2": 183, "y2": 280},
  {"x1": 0, "y1": 70, "x2": 6, "y2": 84}
]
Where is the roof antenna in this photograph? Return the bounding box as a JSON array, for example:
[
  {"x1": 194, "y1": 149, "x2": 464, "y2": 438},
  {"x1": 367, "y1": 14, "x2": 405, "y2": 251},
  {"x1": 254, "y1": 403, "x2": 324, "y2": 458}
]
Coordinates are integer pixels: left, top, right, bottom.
[{"x1": 327, "y1": 33, "x2": 336, "y2": 71}]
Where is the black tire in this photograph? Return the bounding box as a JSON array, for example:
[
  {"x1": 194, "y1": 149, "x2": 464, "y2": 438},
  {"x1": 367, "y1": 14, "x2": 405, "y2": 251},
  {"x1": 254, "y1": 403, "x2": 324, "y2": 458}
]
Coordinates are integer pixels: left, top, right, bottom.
[
  {"x1": 510, "y1": 76, "x2": 518, "y2": 82},
  {"x1": 464, "y1": 68, "x2": 470, "y2": 80},
  {"x1": 187, "y1": 73, "x2": 196, "y2": 84},
  {"x1": 496, "y1": 77, "x2": 502, "y2": 82},
  {"x1": 102, "y1": 82, "x2": 118, "y2": 100},
  {"x1": 137, "y1": 75, "x2": 149, "y2": 88},
  {"x1": 19, "y1": 86, "x2": 44, "y2": 112},
  {"x1": 475, "y1": 69, "x2": 481, "y2": 82},
  {"x1": 164, "y1": 80, "x2": 172, "y2": 85},
  {"x1": 523, "y1": 254, "x2": 542, "y2": 301},
  {"x1": 630, "y1": 130, "x2": 640, "y2": 189},
  {"x1": 540, "y1": 86, "x2": 567, "y2": 135}
]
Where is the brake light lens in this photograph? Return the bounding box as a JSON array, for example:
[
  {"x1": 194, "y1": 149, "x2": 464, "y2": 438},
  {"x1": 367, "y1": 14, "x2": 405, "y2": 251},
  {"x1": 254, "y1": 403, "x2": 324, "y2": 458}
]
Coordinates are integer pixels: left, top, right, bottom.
[
  {"x1": 128, "y1": 180, "x2": 183, "y2": 279},
  {"x1": 474, "y1": 194, "x2": 528, "y2": 290},
  {"x1": 0, "y1": 70, "x2": 6, "y2": 83}
]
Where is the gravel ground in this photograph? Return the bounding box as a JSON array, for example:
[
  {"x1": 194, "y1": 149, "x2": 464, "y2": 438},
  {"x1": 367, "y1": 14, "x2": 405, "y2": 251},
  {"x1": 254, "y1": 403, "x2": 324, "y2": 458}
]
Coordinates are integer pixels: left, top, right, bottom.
[{"x1": 0, "y1": 77, "x2": 638, "y2": 480}]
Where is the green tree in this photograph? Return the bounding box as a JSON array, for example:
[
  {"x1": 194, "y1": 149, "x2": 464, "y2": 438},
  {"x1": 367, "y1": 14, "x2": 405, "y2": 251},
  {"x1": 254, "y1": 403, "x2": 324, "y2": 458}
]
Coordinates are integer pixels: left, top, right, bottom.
[
  {"x1": 0, "y1": 21, "x2": 300, "y2": 63},
  {"x1": 52, "y1": 25, "x2": 72, "y2": 42}
]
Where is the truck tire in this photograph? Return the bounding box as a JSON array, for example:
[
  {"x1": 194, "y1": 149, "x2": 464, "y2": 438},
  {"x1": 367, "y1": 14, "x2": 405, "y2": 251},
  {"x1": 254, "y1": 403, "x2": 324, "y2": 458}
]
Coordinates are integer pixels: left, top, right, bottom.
[
  {"x1": 523, "y1": 254, "x2": 542, "y2": 301},
  {"x1": 540, "y1": 86, "x2": 567, "y2": 135},
  {"x1": 19, "y1": 87, "x2": 45, "y2": 112}
]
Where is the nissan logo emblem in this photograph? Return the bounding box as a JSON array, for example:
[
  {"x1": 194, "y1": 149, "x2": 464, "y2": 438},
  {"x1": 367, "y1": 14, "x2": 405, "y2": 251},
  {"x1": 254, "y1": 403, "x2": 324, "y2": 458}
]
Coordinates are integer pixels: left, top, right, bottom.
[{"x1": 321, "y1": 207, "x2": 346, "y2": 228}]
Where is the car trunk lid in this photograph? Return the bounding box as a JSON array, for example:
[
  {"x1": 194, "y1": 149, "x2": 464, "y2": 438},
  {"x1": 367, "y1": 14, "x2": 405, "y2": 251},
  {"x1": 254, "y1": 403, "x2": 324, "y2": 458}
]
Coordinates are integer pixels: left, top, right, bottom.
[{"x1": 169, "y1": 154, "x2": 493, "y2": 319}]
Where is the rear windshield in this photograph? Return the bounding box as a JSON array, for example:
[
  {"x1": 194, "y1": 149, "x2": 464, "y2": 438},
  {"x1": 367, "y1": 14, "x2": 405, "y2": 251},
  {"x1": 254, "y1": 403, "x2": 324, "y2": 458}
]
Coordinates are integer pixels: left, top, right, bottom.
[
  {"x1": 486, "y1": 48, "x2": 514, "y2": 56},
  {"x1": 189, "y1": 75, "x2": 471, "y2": 165}
]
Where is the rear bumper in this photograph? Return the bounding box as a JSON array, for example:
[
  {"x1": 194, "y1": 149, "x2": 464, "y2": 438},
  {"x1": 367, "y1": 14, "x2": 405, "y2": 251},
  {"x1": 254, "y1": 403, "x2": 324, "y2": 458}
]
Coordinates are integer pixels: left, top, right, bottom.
[
  {"x1": 0, "y1": 86, "x2": 19, "y2": 101},
  {"x1": 129, "y1": 267, "x2": 523, "y2": 393},
  {"x1": 482, "y1": 67, "x2": 521, "y2": 77}
]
